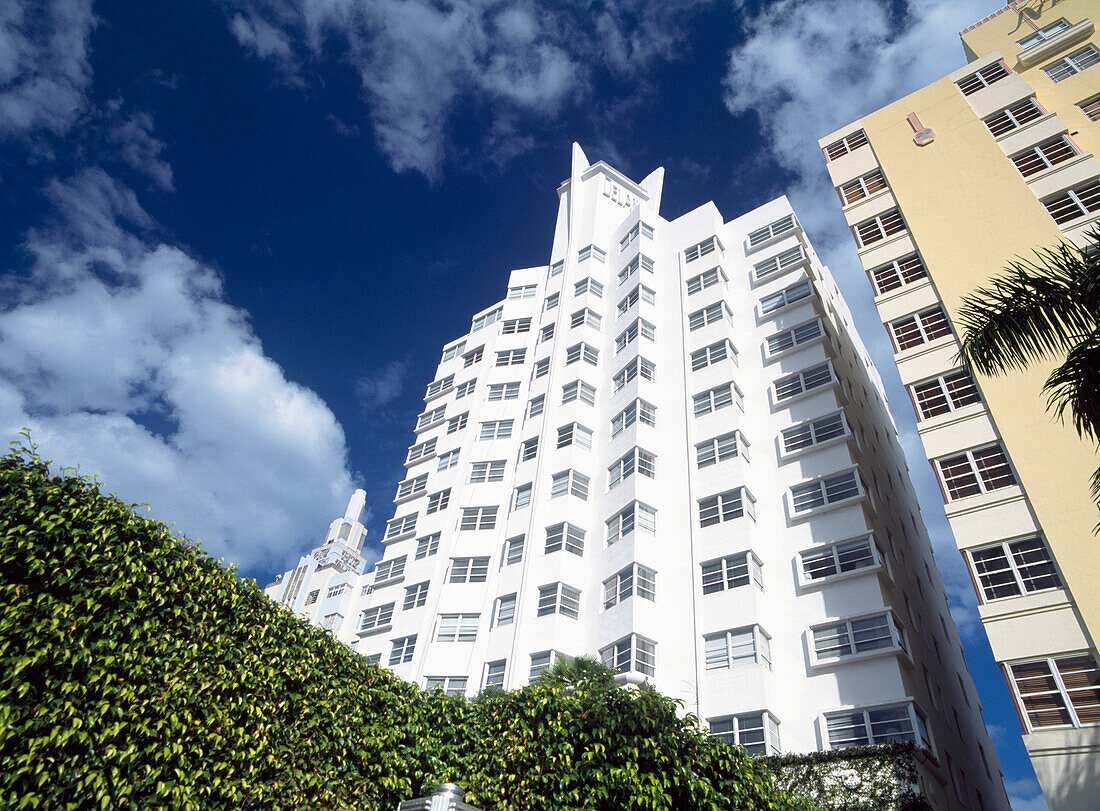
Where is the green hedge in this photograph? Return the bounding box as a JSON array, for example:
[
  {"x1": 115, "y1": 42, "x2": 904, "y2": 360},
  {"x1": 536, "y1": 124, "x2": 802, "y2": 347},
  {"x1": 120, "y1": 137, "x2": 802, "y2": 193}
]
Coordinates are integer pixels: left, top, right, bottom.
[{"x1": 0, "y1": 444, "x2": 811, "y2": 810}]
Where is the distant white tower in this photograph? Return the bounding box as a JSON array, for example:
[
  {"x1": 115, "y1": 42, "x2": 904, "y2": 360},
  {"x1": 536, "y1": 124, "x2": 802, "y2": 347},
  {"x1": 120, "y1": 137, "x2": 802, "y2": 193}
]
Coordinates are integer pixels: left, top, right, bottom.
[{"x1": 266, "y1": 146, "x2": 1010, "y2": 810}]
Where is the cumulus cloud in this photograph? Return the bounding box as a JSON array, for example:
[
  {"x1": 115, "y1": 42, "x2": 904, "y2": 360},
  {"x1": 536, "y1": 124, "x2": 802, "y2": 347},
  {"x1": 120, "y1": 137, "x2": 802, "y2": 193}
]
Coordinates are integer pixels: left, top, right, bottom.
[
  {"x1": 105, "y1": 106, "x2": 175, "y2": 191},
  {"x1": 225, "y1": 0, "x2": 711, "y2": 179},
  {"x1": 0, "y1": 0, "x2": 96, "y2": 140}
]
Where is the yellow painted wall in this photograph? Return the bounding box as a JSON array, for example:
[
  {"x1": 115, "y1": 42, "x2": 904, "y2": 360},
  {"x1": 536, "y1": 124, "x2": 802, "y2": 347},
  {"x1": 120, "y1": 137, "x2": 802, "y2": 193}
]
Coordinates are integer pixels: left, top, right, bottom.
[{"x1": 860, "y1": 77, "x2": 1100, "y2": 649}]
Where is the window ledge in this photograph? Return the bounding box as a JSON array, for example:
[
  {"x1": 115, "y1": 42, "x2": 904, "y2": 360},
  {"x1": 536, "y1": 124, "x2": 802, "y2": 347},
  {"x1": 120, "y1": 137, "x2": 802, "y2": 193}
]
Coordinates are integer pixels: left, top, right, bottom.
[
  {"x1": 393, "y1": 491, "x2": 425, "y2": 506},
  {"x1": 943, "y1": 486, "x2": 1026, "y2": 519},
  {"x1": 765, "y1": 333, "x2": 827, "y2": 365},
  {"x1": 1022, "y1": 152, "x2": 1097, "y2": 186},
  {"x1": 404, "y1": 451, "x2": 438, "y2": 469},
  {"x1": 872, "y1": 277, "x2": 933, "y2": 308},
  {"x1": 789, "y1": 493, "x2": 868, "y2": 524},
  {"x1": 841, "y1": 186, "x2": 893, "y2": 215},
  {"x1": 856, "y1": 230, "x2": 910, "y2": 258},
  {"x1": 382, "y1": 530, "x2": 416, "y2": 545},
  {"x1": 992, "y1": 110, "x2": 1058, "y2": 144},
  {"x1": 799, "y1": 563, "x2": 889, "y2": 591},
  {"x1": 779, "y1": 431, "x2": 854, "y2": 464},
  {"x1": 892, "y1": 334, "x2": 958, "y2": 363},
  {"x1": 372, "y1": 575, "x2": 405, "y2": 589},
  {"x1": 809, "y1": 645, "x2": 908, "y2": 671},
  {"x1": 771, "y1": 379, "x2": 839, "y2": 411},
  {"x1": 914, "y1": 402, "x2": 989, "y2": 434},
  {"x1": 356, "y1": 623, "x2": 393, "y2": 638},
  {"x1": 1017, "y1": 19, "x2": 1095, "y2": 67},
  {"x1": 752, "y1": 257, "x2": 810, "y2": 288},
  {"x1": 745, "y1": 224, "x2": 803, "y2": 255}
]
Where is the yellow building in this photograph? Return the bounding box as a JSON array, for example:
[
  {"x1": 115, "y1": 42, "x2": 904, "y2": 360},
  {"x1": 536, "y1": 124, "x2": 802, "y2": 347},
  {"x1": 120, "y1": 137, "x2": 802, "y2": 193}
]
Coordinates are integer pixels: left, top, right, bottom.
[{"x1": 819, "y1": 1, "x2": 1100, "y2": 807}]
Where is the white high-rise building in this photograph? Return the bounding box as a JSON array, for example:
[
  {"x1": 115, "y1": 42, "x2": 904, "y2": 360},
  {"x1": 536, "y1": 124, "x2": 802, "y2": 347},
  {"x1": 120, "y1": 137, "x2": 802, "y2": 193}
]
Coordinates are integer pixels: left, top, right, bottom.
[{"x1": 266, "y1": 145, "x2": 1009, "y2": 809}]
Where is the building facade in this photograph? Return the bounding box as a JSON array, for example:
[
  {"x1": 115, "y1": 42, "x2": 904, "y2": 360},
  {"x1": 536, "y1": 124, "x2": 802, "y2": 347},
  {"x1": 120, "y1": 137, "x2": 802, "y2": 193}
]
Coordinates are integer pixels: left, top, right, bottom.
[
  {"x1": 818, "y1": 1, "x2": 1100, "y2": 807},
  {"x1": 267, "y1": 145, "x2": 1009, "y2": 809}
]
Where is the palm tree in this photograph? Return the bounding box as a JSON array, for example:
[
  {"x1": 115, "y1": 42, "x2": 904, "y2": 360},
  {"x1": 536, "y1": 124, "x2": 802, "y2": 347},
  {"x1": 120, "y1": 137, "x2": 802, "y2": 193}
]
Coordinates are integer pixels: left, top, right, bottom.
[{"x1": 956, "y1": 228, "x2": 1100, "y2": 523}]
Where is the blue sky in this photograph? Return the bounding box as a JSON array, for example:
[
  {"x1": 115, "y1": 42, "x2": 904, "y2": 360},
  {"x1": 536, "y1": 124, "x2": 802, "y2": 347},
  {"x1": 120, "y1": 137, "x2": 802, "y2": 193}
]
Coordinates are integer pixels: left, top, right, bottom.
[{"x1": 0, "y1": 0, "x2": 1046, "y2": 807}]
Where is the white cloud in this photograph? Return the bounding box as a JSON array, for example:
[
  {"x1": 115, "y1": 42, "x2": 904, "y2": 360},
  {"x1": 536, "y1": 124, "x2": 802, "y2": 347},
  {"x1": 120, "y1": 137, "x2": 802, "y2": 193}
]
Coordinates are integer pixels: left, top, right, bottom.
[
  {"x1": 105, "y1": 106, "x2": 175, "y2": 191},
  {"x1": 1, "y1": 171, "x2": 357, "y2": 572},
  {"x1": 0, "y1": 0, "x2": 96, "y2": 140},
  {"x1": 1005, "y1": 779, "x2": 1049, "y2": 811},
  {"x1": 226, "y1": 0, "x2": 711, "y2": 178},
  {"x1": 723, "y1": 0, "x2": 1007, "y2": 640},
  {"x1": 355, "y1": 359, "x2": 408, "y2": 412}
]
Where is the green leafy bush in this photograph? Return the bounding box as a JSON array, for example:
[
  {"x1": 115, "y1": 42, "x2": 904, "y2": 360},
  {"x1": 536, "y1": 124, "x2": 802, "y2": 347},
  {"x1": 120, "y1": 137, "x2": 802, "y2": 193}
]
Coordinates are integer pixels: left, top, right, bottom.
[{"x1": 0, "y1": 444, "x2": 810, "y2": 810}]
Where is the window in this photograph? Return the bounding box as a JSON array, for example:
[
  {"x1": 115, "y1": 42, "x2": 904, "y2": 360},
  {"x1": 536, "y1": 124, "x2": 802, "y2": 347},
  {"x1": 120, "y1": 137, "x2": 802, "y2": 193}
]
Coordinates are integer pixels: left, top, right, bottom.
[
  {"x1": 693, "y1": 382, "x2": 740, "y2": 416},
  {"x1": 508, "y1": 284, "x2": 537, "y2": 300},
  {"x1": 426, "y1": 488, "x2": 450, "y2": 514},
  {"x1": 326, "y1": 583, "x2": 348, "y2": 599},
  {"x1": 544, "y1": 292, "x2": 559, "y2": 311},
  {"x1": 495, "y1": 594, "x2": 517, "y2": 627},
  {"x1": 574, "y1": 277, "x2": 603, "y2": 297},
  {"x1": 389, "y1": 635, "x2": 416, "y2": 665},
  {"x1": 403, "y1": 581, "x2": 429, "y2": 609},
  {"x1": 447, "y1": 413, "x2": 468, "y2": 434},
  {"x1": 606, "y1": 501, "x2": 657, "y2": 545},
  {"x1": 442, "y1": 341, "x2": 465, "y2": 362},
  {"x1": 359, "y1": 603, "x2": 395, "y2": 632},
  {"x1": 839, "y1": 168, "x2": 888, "y2": 205},
  {"x1": 537, "y1": 582, "x2": 581, "y2": 618},
  {"x1": 540, "y1": 323, "x2": 555, "y2": 343},
  {"x1": 790, "y1": 471, "x2": 863, "y2": 514},
  {"x1": 395, "y1": 473, "x2": 428, "y2": 500},
  {"x1": 449, "y1": 556, "x2": 490, "y2": 583},
  {"x1": 870, "y1": 253, "x2": 927, "y2": 295},
  {"x1": 529, "y1": 651, "x2": 559, "y2": 681},
  {"x1": 760, "y1": 278, "x2": 812, "y2": 315},
  {"x1": 600, "y1": 634, "x2": 656, "y2": 677},
  {"x1": 577, "y1": 244, "x2": 606, "y2": 263},
  {"x1": 550, "y1": 469, "x2": 590, "y2": 500},
  {"x1": 487, "y1": 382, "x2": 520, "y2": 401},
  {"x1": 436, "y1": 613, "x2": 479, "y2": 642},
  {"x1": 1012, "y1": 135, "x2": 1077, "y2": 177},
  {"x1": 503, "y1": 535, "x2": 525, "y2": 566},
  {"x1": 424, "y1": 676, "x2": 468, "y2": 696},
  {"x1": 462, "y1": 346, "x2": 484, "y2": 367},
  {"x1": 532, "y1": 358, "x2": 550, "y2": 379},
  {"x1": 617, "y1": 254, "x2": 654, "y2": 286},
  {"x1": 615, "y1": 318, "x2": 655, "y2": 352},
  {"x1": 702, "y1": 552, "x2": 763, "y2": 594},
  {"x1": 688, "y1": 301, "x2": 730, "y2": 331},
  {"x1": 550, "y1": 260, "x2": 564, "y2": 277},
  {"x1": 520, "y1": 436, "x2": 538, "y2": 462},
  {"x1": 801, "y1": 536, "x2": 882, "y2": 582},
  {"x1": 608, "y1": 447, "x2": 656, "y2": 488},
  {"x1": 425, "y1": 375, "x2": 454, "y2": 399},
  {"x1": 705, "y1": 626, "x2": 771, "y2": 670},
  {"x1": 826, "y1": 704, "x2": 929, "y2": 748},
  {"x1": 545, "y1": 522, "x2": 585, "y2": 556},
  {"x1": 1008, "y1": 652, "x2": 1100, "y2": 730},
  {"x1": 459, "y1": 507, "x2": 498, "y2": 531},
  {"x1": 527, "y1": 394, "x2": 545, "y2": 418},
  {"x1": 782, "y1": 412, "x2": 847, "y2": 453},
  {"x1": 1019, "y1": 18, "x2": 1070, "y2": 49},
  {"x1": 415, "y1": 532, "x2": 440, "y2": 559},
  {"x1": 603, "y1": 564, "x2": 656, "y2": 608},
  {"x1": 853, "y1": 208, "x2": 906, "y2": 247},
  {"x1": 766, "y1": 320, "x2": 822, "y2": 356},
  {"x1": 1080, "y1": 93, "x2": 1100, "y2": 121},
  {"x1": 984, "y1": 97, "x2": 1044, "y2": 137},
  {"x1": 385, "y1": 513, "x2": 417, "y2": 540},
  {"x1": 570, "y1": 308, "x2": 602, "y2": 330},
  {"x1": 1042, "y1": 177, "x2": 1100, "y2": 224},
  {"x1": 691, "y1": 339, "x2": 736, "y2": 371},
  {"x1": 823, "y1": 130, "x2": 868, "y2": 162},
  {"x1": 619, "y1": 221, "x2": 653, "y2": 250},
  {"x1": 611, "y1": 398, "x2": 656, "y2": 436},
  {"x1": 484, "y1": 659, "x2": 506, "y2": 688},
  {"x1": 495, "y1": 348, "x2": 526, "y2": 367},
  {"x1": 956, "y1": 60, "x2": 1009, "y2": 95},
  {"x1": 479, "y1": 420, "x2": 513, "y2": 440},
  {"x1": 685, "y1": 235, "x2": 722, "y2": 262},
  {"x1": 695, "y1": 431, "x2": 741, "y2": 468},
  {"x1": 910, "y1": 370, "x2": 981, "y2": 419},
  {"x1": 470, "y1": 460, "x2": 506, "y2": 483},
  {"x1": 616, "y1": 284, "x2": 656, "y2": 315},
  {"x1": 455, "y1": 380, "x2": 476, "y2": 398},
  {"x1": 416, "y1": 406, "x2": 446, "y2": 431},
  {"x1": 436, "y1": 449, "x2": 459, "y2": 472},
  {"x1": 471, "y1": 307, "x2": 502, "y2": 332},
  {"x1": 613, "y1": 357, "x2": 656, "y2": 391},
  {"x1": 502, "y1": 317, "x2": 532, "y2": 334},
  {"x1": 969, "y1": 536, "x2": 1061, "y2": 601},
  {"x1": 513, "y1": 483, "x2": 532, "y2": 510},
  {"x1": 754, "y1": 245, "x2": 806, "y2": 280},
  {"x1": 936, "y1": 444, "x2": 1017, "y2": 500},
  {"x1": 686, "y1": 266, "x2": 727, "y2": 296},
  {"x1": 1043, "y1": 45, "x2": 1100, "y2": 83},
  {"x1": 565, "y1": 342, "x2": 599, "y2": 366},
  {"x1": 556, "y1": 422, "x2": 593, "y2": 449},
  {"x1": 699, "y1": 488, "x2": 753, "y2": 526},
  {"x1": 774, "y1": 362, "x2": 834, "y2": 402},
  {"x1": 562, "y1": 380, "x2": 596, "y2": 405},
  {"x1": 709, "y1": 713, "x2": 780, "y2": 755},
  {"x1": 813, "y1": 613, "x2": 905, "y2": 661}
]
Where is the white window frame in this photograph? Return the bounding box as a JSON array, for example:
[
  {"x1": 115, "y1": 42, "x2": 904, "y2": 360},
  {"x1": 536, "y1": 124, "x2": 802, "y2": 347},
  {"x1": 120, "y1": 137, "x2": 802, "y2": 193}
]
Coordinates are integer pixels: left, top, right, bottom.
[
  {"x1": 458, "y1": 507, "x2": 498, "y2": 531},
  {"x1": 545, "y1": 522, "x2": 585, "y2": 556},
  {"x1": 809, "y1": 610, "x2": 906, "y2": 666},
  {"x1": 448, "y1": 556, "x2": 490, "y2": 582},
  {"x1": 688, "y1": 301, "x2": 731, "y2": 331},
  {"x1": 436, "y1": 613, "x2": 479, "y2": 642},
  {"x1": 607, "y1": 447, "x2": 656, "y2": 488},
  {"x1": 611, "y1": 398, "x2": 657, "y2": 436},
  {"x1": 470, "y1": 460, "x2": 506, "y2": 484},
  {"x1": 1043, "y1": 45, "x2": 1100, "y2": 83},
  {"x1": 760, "y1": 278, "x2": 813, "y2": 317},
  {"x1": 935, "y1": 443, "x2": 1017, "y2": 501},
  {"x1": 781, "y1": 411, "x2": 849, "y2": 455},
  {"x1": 403, "y1": 581, "x2": 428, "y2": 609},
  {"x1": 1006, "y1": 652, "x2": 1100, "y2": 731},
  {"x1": 773, "y1": 362, "x2": 835, "y2": 403},
  {"x1": 603, "y1": 563, "x2": 656, "y2": 609},
  {"x1": 487, "y1": 381, "x2": 521, "y2": 401},
  {"x1": 388, "y1": 635, "x2": 416, "y2": 665},
  {"x1": 824, "y1": 702, "x2": 930, "y2": 750},
  {"x1": 358, "y1": 603, "x2": 395, "y2": 633},
  {"x1": 869, "y1": 253, "x2": 927, "y2": 295},
  {"x1": 789, "y1": 470, "x2": 865, "y2": 516},
  {"x1": 536, "y1": 582, "x2": 581, "y2": 619},
  {"x1": 606, "y1": 501, "x2": 657, "y2": 546},
  {"x1": 599, "y1": 634, "x2": 656, "y2": 677},
  {"x1": 823, "y1": 130, "x2": 867, "y2": 162},
  {"x1": 955, "y1": 60, "x2": 1009, "y2": 95},
  {"x1": 699, "y1": 487, "x2": 755, "y2": 526},
  {"x1": 478, "y1": 420, "x2": 514, "y2": 441},
  {"x1": 695, "y1": 431, "x2": 745, "y2": 468},
  {"x1": 799, "y1": 535, "x2": 884, "y2": 586},
  {"x1": 705, "y1": 625, "x2": 772, "y2": 670},
  {"x1": 612, "y1": 357, "x2": 656, "y2": 391},
  {"x1": 910, "y1": 370, "x2": 981, "y2": 420},
  {"x1": 967, "y1": 536, "x2": 1061, "y2": 602},
  {"x1": 691, "y1": 339, "x2": 736, "y2": 371},
  {"x1": 550, "y1": 469, "x2": 590, "y2": 501},
  {"x1": 561, "y1": 379, "x2": 596, "y2": 406}
]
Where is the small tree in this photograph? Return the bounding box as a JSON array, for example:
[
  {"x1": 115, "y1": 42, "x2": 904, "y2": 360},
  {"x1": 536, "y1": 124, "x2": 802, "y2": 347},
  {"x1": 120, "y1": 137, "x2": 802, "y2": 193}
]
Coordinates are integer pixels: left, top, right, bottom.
[{"x1": 957, "y1": 228, "x2": 1100, "y2": 523}]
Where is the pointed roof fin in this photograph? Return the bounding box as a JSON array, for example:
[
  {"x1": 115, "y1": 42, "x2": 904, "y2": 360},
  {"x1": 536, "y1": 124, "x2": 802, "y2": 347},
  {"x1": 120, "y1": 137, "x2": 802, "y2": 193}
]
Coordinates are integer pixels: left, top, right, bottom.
[
  {"x1": 640, "y1": 166, "x2": 664, "y2": 214},
  {"x1": 571, "y1": 142, "x2": 590, "y2": 175}
]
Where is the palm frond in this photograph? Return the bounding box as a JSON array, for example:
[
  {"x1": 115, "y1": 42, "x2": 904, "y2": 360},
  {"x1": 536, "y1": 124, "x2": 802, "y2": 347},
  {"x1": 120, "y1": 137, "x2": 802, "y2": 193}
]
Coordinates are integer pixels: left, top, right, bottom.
[
  {"x1": 957, "y1": 236, "x2": 1100, "y2": 377},
  {"x1": 1043, "y1": 330, "x2": 1100, "y2": 443}
]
